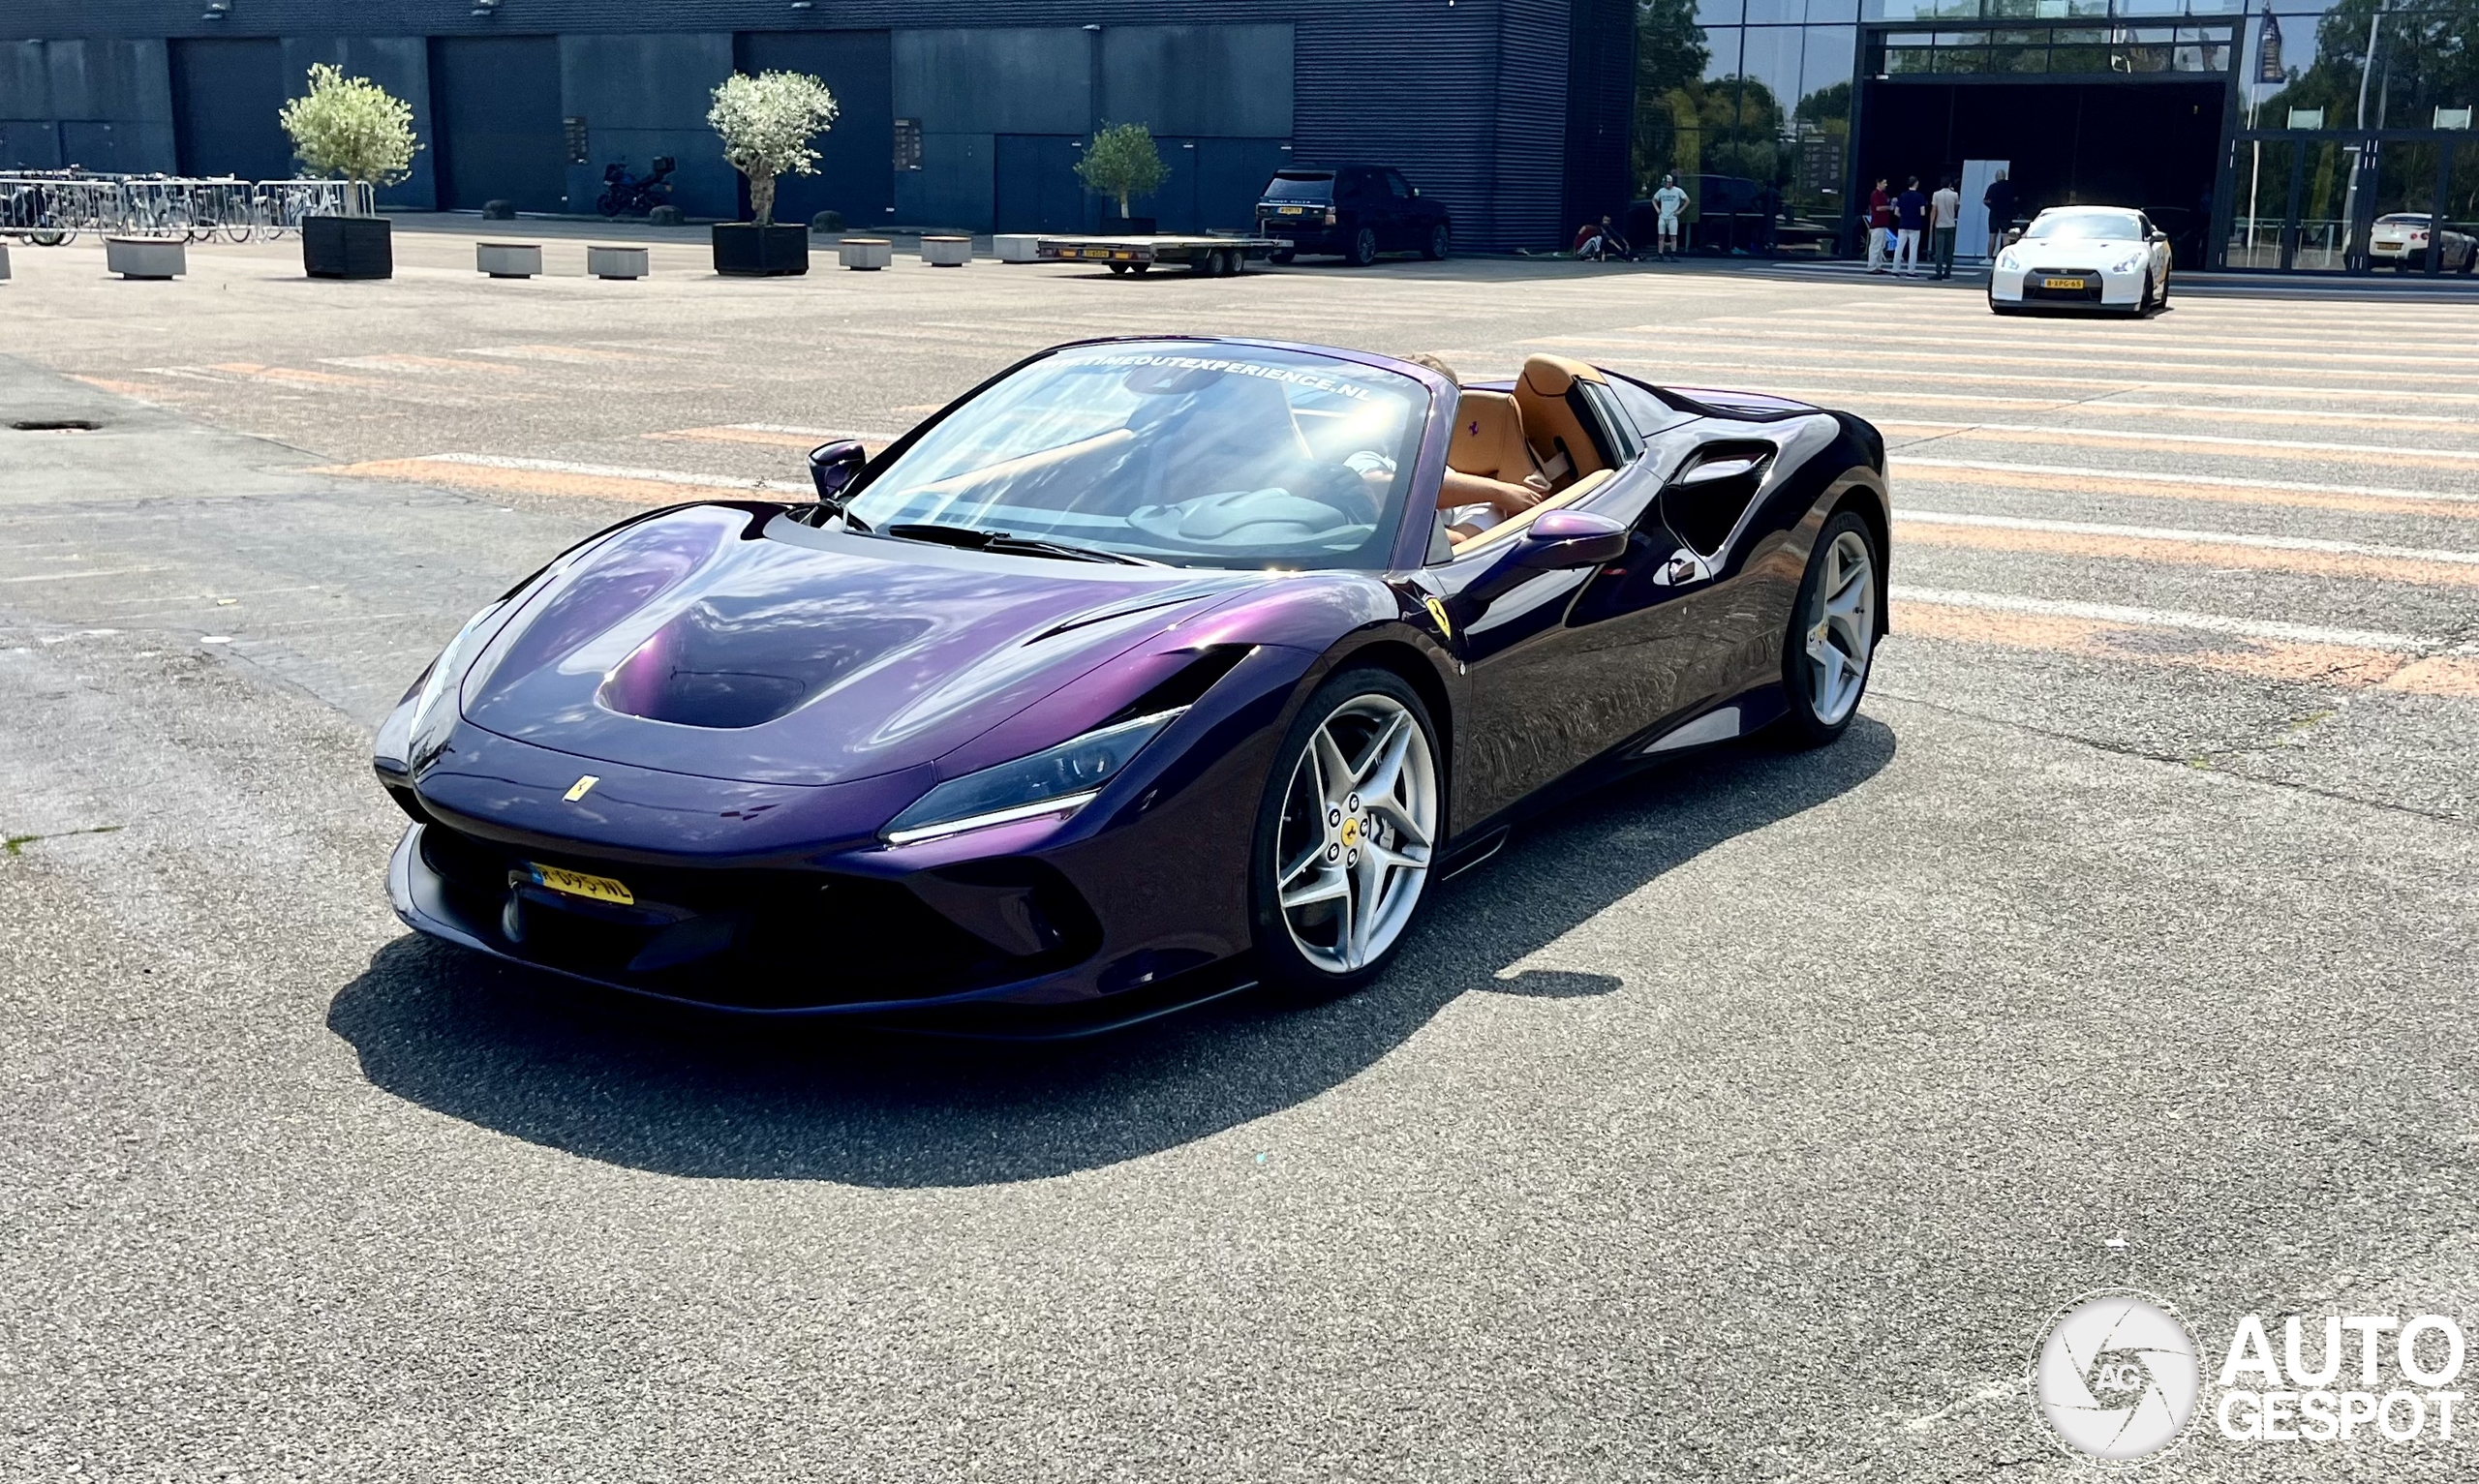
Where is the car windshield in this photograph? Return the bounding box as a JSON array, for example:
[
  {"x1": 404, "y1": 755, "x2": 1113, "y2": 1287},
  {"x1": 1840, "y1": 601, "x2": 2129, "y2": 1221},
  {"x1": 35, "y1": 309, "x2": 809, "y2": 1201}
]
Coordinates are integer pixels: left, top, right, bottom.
[
  {"x1": 1263, "y1": 174, "x2": 1334, "y2": 200},
  {"x1": 842, "y1": 342, "x2": 1429, "y2": 569},
  {"x1": 2023, "y1": 209, "x2": 2145, "y2": 242}
]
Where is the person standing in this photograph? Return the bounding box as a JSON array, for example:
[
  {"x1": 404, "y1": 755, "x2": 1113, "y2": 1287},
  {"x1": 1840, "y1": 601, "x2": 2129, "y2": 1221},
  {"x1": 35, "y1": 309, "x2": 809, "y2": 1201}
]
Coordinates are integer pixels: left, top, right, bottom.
[
  {"x1": 1866, "y1": 178, "x2": 1893, "y2": 272},
  {"x1": 1652, "y1": 175, "x2": 1689, "y2": 261},
  {"x1": 1894, "y1": 176, "x2": 1927, "y2": 277},
  {"x1": 1930, "y1": 176, "x2": 1961, "y2": 279},
  {"x1": 1983, "y1": 168, "x2": 2016, "y2": 261}
]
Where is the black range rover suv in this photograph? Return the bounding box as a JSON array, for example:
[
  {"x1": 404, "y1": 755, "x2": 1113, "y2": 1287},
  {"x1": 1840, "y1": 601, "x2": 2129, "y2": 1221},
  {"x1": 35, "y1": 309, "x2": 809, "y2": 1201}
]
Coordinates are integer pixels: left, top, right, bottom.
[{"x1": 1255, "y1": 165, "x2": 1453, "y2": 266}]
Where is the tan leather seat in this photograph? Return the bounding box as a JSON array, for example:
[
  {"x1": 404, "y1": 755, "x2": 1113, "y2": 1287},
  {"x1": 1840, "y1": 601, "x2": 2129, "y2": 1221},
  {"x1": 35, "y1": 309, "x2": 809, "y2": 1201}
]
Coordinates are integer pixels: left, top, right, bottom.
[
  {"x1": 1448, "y1": 390, "x2": 1534, "y2": 486},
  {"x1": 1439, "y1": 389, "x2": 1545, "y2": 525},
  {"x1": 1513, "y1": 354, "x2": 1612, "y2": 491}
]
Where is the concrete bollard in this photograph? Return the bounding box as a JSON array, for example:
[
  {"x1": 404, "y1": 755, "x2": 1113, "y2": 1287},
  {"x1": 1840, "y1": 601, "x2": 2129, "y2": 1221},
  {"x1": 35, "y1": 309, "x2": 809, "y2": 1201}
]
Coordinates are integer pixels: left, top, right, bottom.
[
  {"x1": 839, "y1": 237, "x2": 892, "y2": 271},
  {"x1": 586, "y1": 245, "x2": 650, "y2": 280},
  {"x1": 994, "y1": 234, "x2": 1041, "y2": 263},
  {"x1": 476, "y1": 242, "x2": 542, "y2": 279},
  {"x1": 921, "y1": 235, "x2": 973, "y2": 267},
  {"x1": 106, "y1": 237, "x2": 187, "y2": 280},
  {"x1": 0, "y1": 242, "x2": 11, "y2": 282}
]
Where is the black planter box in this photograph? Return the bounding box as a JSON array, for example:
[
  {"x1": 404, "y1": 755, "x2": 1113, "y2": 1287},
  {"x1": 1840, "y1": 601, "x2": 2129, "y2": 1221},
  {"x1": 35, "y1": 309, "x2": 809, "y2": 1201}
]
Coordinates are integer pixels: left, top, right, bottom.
[
  {"x1": 302, "y1": 215, "x2": 392, "y2": 280},
  {"x1": 1100, "y1": 215, "x2": 1157, "y2": 235},
  {"x1": 712, "y1": 223, "x2": 810, "y2": 277}
]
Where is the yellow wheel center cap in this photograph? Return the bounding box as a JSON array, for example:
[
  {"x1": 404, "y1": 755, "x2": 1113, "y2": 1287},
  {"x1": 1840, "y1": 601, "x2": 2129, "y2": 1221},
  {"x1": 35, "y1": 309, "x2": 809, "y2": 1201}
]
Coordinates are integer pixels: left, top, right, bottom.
[{"x1": 1339, "y1": 817, "x2": 1361, "y2": 848}]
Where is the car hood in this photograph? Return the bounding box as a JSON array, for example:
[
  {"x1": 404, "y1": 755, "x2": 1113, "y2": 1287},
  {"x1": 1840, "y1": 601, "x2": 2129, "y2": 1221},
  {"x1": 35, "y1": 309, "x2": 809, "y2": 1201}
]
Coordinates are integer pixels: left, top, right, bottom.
[
  {"x1": 456, "y1": 505, "x2": 1270, "y2": 786},
  {"x1": 2011, "y1": 237, "x2": 2148, "y2": 266}
]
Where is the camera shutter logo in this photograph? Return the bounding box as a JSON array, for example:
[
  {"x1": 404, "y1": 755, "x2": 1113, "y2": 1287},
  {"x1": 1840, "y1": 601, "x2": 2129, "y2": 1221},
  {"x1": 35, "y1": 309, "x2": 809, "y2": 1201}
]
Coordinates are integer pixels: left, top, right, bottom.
[{"x1": 2031, "y1": 1289, "x2": 2202, "y2": 1464}]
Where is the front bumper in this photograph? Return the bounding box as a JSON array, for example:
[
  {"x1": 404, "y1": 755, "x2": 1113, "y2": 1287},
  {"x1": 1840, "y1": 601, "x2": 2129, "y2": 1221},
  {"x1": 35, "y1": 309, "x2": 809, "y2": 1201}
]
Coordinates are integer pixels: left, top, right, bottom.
[
  {"x1": 382, "y1": 647, "x2": 1315, "y2": 1022},
  {"x1": 1989, "y1": 261, "x2": 2145, "y2": 308}
]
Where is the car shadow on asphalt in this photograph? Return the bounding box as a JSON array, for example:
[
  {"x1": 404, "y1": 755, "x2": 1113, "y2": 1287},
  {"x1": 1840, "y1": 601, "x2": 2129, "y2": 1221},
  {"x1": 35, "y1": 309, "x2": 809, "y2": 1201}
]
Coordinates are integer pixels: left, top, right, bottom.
[{"x1": 326, "y1": 715, "x2": 1895, "y2": 1187}]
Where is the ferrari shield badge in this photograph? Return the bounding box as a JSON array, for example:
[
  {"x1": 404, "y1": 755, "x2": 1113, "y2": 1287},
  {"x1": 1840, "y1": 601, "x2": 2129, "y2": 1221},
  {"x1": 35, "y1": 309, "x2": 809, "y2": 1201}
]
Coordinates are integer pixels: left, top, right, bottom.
[
  {"x1": 1423, "y1": 596, "x2": 1454, "y2": 640},
  {"x1": 564, "y1": 774, "x2": 599, "y2": 803}
]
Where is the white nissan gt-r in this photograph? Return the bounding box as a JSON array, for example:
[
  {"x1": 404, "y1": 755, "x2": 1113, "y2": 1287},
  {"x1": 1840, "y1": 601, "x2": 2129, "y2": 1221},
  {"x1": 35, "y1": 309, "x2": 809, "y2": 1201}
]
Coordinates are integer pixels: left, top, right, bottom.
[{"x1": 1989, "y1": 206, "x2": 2173, "y2": 316}]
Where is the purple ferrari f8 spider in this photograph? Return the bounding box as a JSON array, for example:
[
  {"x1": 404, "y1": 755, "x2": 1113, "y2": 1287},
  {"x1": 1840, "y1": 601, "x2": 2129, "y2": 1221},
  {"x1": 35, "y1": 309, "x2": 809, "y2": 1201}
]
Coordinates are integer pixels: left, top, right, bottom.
[{"x1": 375, "y1": 338, "x2": 1889, "y2": 1030}]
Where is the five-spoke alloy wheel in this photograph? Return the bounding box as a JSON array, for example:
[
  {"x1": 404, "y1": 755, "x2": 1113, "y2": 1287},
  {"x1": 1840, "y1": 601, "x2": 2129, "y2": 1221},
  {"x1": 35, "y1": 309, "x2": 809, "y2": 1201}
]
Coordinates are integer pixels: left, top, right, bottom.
[
  {"x1": 1253, "y1": 669, "x2": 1440, "y2": 992},
  {"x1": 1782, "y1": 509, "x2": 1880, "y2": 744}
]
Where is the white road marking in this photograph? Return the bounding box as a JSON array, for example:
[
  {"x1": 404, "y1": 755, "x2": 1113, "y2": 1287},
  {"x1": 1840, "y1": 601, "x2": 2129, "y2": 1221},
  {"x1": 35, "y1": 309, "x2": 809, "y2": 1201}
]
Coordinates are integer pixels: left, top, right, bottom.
[
  {"x1": 1894, "y1": 509, "x2": 2479, "y2": 564},
  {"x1": 725, "y1": 422, "x2": 905, "y2": 442},
  {"x1": 1892, "y1": 456, "x2": 2479, "y2": 504},
  {"x1": 0, "y1": 566, "x2": 167, "y2": 584},
  {"x1": 1883, "y1": 421, "x2": 2479, "y2": 461},
  {"x1": 410, "y1": 454, "x2": 790, "y2": 490},
  {"x1": 1891, "y1": 585, "x2": 2450, "y2": 651}
]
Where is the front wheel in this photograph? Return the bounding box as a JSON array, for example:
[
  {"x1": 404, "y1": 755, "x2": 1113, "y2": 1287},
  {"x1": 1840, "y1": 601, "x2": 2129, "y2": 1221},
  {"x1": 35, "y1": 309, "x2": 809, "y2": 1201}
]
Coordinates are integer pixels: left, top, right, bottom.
[
  {"x1": 1779, "y1": 509, "x2": 1881, "y2": 747},
  {"x1": 596, "y1": 193, "x2": 622, "y2": 218},
  {"x1": 1251, "y1": 669, "x2": 1442, "y2": 996},
  {"x1": 1346, "y1": 227, "x2": 1379, "y2": 267},
  {"x1": 1423, "y1": 224, "x2": 1450, "y2": 260}
]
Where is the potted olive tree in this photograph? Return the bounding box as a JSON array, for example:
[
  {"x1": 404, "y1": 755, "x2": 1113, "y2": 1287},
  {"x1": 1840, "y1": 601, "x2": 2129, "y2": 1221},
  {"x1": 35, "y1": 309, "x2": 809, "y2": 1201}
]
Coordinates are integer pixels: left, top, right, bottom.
[
  {"x1": 1077, "y1": 122, "x2": 1168, "y2": 235},
  {"x1": 278, "y1": 63, "x2": 419, "y2": 280},
  {"x1": 708, "y1": 71, "x2": 838, "y2": 277}
]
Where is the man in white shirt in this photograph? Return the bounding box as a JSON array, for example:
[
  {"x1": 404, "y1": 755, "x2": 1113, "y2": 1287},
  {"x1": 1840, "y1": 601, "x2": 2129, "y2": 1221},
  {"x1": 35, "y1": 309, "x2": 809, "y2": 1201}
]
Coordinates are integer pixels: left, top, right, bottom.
[
  {"x1": 1652, "y1": 175, "x2": 1688, "y2": 262},
  {"x1": 1930, "y1": 177, "x2": 1962, "y2": 280}
]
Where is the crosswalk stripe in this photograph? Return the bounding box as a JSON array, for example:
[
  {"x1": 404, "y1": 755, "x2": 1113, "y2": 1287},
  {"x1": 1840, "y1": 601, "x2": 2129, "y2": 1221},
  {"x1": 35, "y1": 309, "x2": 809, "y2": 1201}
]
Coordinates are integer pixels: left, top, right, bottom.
[
  {"x1": 1893, "y1": 456, "x2": 2476, "y2": 505},
  {"x1": 1880, "y1": 422, "x2": 2479, "y2": 467},
  {"x1": 1890, "y1": 584, "x2": 2447, "y2": 651},
  {"x1": 1895, "y1": 509, "x2": 2479, "y2": 563}
]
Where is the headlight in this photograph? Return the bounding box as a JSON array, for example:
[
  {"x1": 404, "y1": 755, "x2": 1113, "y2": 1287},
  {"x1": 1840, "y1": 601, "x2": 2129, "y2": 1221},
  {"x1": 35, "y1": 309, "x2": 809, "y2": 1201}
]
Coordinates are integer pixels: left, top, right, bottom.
[
  {"x1": 883, "y1": 710, "x2": 1182, "y2": 846},
  {"x1": 2109, "y1": 252, "x2": 2143, "y2": 273},
  {"x1": 406, "y1": 599, "x2": 508, "y2": 771},
  {"x1": 1996, "y1": 248, "x2": 2019, "y2": 270}
]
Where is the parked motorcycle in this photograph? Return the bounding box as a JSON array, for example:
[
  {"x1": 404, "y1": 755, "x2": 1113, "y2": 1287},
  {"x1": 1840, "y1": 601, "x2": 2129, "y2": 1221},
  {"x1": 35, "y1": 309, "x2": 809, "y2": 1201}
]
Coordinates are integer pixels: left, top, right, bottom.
[{"x1": 596, "y1": 157, "x2": 675, "y2": 218}]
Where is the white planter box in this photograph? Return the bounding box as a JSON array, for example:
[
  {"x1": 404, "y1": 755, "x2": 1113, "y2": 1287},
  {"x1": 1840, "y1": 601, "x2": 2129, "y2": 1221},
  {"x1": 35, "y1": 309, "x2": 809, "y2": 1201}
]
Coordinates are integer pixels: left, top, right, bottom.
[
  {"x1": 586, "y1": 245, "x2": 649, "y2": 280},
  {"x1": 839, "y1": 237, "x2": 892, "y2": 271},
  {"x1": 994, "y1": 234, "x2": 1041, "y2": 263},
  {"x1": 921, "y1": 235, "x2": 973, "y2": 267},
  {"x1": 106, "y1": 237, "x2": 185, "y2": 280},
  {"x1": 476, "y1": 242, "x2": 541, "y2": 278}
]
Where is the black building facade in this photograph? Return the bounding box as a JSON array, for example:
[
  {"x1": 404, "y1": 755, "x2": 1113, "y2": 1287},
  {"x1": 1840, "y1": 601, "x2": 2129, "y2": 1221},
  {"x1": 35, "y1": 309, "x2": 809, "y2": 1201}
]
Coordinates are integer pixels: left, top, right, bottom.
[{"x1": 0, "y1": 0, "x2": 1639, "y2": 251}]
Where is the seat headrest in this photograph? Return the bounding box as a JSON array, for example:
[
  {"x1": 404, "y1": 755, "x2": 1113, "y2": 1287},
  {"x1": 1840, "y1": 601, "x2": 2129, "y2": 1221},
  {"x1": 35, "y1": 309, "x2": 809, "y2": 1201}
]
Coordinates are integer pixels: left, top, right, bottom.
[
  {"x1": 1448, "y1": 390, "x2": 1527, "y2": 476},
  {"x1": 1518, "y1": 354, "x2": 1603, "y2": 400}
]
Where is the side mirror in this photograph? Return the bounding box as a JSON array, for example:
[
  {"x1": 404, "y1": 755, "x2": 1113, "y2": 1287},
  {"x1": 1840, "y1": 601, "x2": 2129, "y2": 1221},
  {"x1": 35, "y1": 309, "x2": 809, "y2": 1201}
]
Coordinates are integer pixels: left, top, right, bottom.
[
  {"x1": 1516, "y1": 508, "x2": 1630, "y2": 570},
  {"x1": 808, "y1": 439, "x2": 867, "y2": 502},
  {"x1": 2005, "y1": 227, "x2": 2024, "y2": 245}
]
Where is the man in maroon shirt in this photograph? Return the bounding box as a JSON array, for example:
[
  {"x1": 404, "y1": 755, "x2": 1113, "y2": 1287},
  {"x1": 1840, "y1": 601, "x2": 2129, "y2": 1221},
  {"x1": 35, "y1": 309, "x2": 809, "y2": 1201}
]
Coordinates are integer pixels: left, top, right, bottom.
[{"x1": 1867, "y1": 178, "x2": 1893, "y2": 272}]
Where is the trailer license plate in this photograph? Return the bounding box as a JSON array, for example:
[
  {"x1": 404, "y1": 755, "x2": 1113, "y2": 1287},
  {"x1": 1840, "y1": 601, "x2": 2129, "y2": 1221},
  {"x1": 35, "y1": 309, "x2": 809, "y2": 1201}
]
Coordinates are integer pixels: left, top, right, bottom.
[
  {"x1": 524, "y1": 862, "x2": 633, "y2": 906},
  {"x1": 2043, "y1": 276, "x2": 2087, "y2": 289},
  {"x1": 1081, "y1": 247, "x2": 1112, "y2": 258}
]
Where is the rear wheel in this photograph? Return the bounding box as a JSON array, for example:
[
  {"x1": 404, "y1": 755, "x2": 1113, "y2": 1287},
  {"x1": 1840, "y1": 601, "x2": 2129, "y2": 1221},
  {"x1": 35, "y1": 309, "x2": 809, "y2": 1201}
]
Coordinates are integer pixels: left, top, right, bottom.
[
  {"x1": 1108, "y1": 262, "x2": 1129, "y2": 276},
  {"x1": 1423, "y1": 224, "x2": 1450, "y2": 260},
  {"x1": 1346, "y1": 227, "x2": 1379, "y2": 267},
  {"x1": 1251, "y1": 669, "x2": 1441, "y2": 996},
  {"x1": 1779, "y1": 509, "x2": 1880, "y2": 747}
]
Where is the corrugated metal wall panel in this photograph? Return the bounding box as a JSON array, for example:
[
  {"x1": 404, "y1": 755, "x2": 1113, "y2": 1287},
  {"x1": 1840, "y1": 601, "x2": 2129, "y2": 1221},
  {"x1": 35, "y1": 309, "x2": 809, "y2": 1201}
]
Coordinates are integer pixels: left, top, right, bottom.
[{"x1": 11, "y1": 0, "x2": 1601, "y2": 251}]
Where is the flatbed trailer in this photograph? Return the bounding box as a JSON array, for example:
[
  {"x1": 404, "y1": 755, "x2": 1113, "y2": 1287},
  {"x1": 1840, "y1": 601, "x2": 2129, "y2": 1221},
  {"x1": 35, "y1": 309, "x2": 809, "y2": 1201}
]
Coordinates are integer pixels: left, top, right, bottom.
[{"x1": 1034, "y1": 233, "x2": 1278, "y2": 276}]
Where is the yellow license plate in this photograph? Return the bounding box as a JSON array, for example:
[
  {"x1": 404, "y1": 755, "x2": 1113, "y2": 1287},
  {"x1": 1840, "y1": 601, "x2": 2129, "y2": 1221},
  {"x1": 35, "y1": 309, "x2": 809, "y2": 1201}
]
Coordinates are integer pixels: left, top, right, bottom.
[
  {"x1": 1277, "y1": 206, "x2": 1307, "y2": 215},
  {"x1": 1081, "y1": 246, "x2": 1112, "y2": 258},
  {"x1": 2042, "y1": 276, "x2": 2088, "y2": 289},
  {"x1": 525, "y1": 862, "x2": 633, "y2": 906}
]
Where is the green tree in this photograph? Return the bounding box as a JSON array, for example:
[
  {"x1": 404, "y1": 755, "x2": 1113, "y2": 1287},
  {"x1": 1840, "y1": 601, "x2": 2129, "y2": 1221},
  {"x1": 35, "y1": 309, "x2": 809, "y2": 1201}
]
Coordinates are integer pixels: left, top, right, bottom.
[
  {"x1": 278, "y1": 64, "x2": 419, "y2": 213},
  {"x1": 1076, "y1": 123, "x2": 1170, "y2": 218},
  {"x1": 1633, "y1": 0, "x2": 1711, "y2": 196},
  {"x1": 708, "y1": 71, "x2": 839, "y2": 227}
]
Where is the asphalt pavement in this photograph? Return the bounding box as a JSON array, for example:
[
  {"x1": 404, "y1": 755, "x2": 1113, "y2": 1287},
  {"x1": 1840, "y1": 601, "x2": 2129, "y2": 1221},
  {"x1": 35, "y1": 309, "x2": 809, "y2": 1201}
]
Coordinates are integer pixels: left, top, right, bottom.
[{"x1": 1, "y1": 223, "x2": 2475, "y2": 1482}]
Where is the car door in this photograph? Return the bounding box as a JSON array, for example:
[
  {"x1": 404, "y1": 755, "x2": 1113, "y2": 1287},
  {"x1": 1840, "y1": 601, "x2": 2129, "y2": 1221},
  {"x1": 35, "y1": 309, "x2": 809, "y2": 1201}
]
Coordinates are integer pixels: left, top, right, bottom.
[
  {"x1": 1383, "y1": 170, "x2": 1420, "y2": 249},
  {"x1": 1405, "y1": 389, "x2": 1670, "y2": 827}
]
